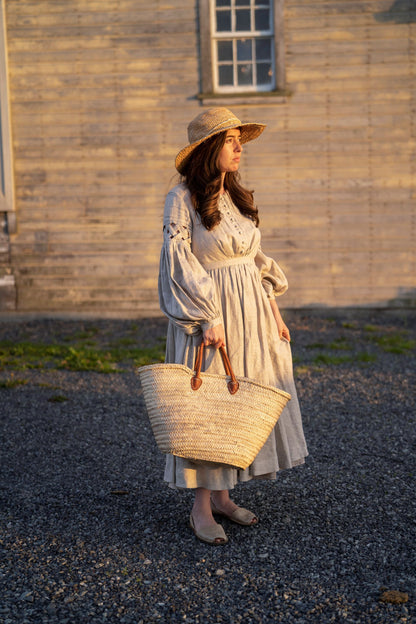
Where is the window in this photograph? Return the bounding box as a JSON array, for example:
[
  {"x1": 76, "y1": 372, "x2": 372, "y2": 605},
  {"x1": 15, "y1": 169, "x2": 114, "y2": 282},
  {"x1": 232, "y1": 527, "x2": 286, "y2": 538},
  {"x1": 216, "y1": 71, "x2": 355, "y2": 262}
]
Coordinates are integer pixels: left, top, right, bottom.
[
  {"x1": 0, "y1": 0, "x2": 15, "y2": 229},
  {"x1": 213, "y1": 0, "x2": 274, "y2": 92},
  {"x1": 199, "y1": 0, "x2": 285, "y2": 100}
]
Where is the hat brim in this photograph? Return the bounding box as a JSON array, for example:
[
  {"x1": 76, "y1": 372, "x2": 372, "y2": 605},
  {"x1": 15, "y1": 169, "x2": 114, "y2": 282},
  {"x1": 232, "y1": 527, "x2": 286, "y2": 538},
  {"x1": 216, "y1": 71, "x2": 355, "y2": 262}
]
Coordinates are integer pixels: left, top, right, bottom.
[{"x1": 175, "y1": 121, "x2": 266, "y2": 174}]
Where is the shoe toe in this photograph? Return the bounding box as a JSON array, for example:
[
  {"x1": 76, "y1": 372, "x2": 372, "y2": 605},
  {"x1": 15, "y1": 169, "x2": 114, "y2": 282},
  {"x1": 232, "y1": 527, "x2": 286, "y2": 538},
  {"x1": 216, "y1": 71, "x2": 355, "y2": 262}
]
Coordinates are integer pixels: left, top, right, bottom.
[
  {"x1": 190, "y1": 514, "x2": 228, "y2": 545},
  {"x1": 230, "y1": 507, "x2": 258, "y2": 525}
]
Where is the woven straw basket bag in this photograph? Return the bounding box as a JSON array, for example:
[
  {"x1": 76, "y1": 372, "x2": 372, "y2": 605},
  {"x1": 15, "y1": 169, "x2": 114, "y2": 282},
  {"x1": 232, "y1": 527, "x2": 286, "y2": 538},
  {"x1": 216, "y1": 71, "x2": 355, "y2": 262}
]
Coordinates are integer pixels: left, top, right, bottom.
[{"x1": 137, "y1": 343, "x2": 291, "y2": 470}]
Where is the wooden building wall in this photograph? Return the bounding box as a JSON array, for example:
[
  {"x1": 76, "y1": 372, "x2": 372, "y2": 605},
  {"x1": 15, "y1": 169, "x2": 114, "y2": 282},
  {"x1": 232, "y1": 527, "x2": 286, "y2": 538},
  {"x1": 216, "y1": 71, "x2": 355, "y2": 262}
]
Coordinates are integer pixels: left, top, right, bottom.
[{"x1": 3, "y1": 0, "x2": 416, "y2": 314}]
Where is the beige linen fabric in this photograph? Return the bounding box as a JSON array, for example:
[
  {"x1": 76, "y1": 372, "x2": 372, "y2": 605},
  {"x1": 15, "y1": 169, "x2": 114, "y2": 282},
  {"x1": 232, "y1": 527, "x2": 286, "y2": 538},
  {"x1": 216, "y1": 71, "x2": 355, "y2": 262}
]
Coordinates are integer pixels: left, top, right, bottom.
[{"x1": 158, "y1": 183, "x2": 308, "y2": 490}]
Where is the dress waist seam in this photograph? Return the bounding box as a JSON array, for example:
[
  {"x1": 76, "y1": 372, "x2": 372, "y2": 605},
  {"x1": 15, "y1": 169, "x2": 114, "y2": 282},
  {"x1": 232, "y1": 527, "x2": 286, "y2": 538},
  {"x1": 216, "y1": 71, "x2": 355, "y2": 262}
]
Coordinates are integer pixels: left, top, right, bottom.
[{"x1": 203, "y1": 255, "x2": 256, "y2": 271}]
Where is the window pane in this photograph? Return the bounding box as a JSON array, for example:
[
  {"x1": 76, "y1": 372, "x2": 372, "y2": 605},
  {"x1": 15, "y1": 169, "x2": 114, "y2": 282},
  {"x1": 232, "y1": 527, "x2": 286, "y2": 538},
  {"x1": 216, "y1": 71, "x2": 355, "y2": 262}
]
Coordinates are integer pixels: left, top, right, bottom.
[
  {"x1": 216, "y1": 0, "x2": 231, "y2": 6},
  {"x1": 256, "y1": 62, "x2": 273, "y2": 85},
  {"x1": 235, "y1": 0, "x2": 250, "y2": 5},
  {"x1": 255, "y1": 8, "x2": 270, "y2": 30},
  {"x1": 237, "y1": 63, "x2": 253, "y2": 86},
  {"x1": 236, "y1": 9, "x2": 251, "y2": 31},
  {"x1": 255, "y1": 38, "x2": 271, "y2": 61},
  {"x1": 218, "y1": 65, "x2": 234, "y2": 86},
  {"x1": 216, "y1": 9, "x2": 231, "y2": 31},
  {"x1": 217, "y1": 40, "x2": 233, "y2": 62},
  {"x1": 237, "y1": 39, "x2": 252, "y2": 61},
  {"x1": 255, "y1": 0, "x2": 270, "y2": 5}
]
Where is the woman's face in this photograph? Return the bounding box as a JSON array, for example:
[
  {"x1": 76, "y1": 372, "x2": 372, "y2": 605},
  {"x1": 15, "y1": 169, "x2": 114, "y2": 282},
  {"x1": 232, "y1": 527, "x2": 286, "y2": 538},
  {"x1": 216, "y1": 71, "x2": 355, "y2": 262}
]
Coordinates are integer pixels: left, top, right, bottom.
[{"x1": 217, "y1": 128, "x2": 242, "y2": 173}]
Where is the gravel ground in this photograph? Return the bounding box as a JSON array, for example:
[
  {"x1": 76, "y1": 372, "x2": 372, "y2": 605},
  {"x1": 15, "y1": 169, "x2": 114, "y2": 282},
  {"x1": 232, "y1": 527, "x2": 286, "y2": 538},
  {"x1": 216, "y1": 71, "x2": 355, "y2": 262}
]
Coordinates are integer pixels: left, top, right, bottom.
[{"x1": 0, "y1": 311, "x2": 415, "y2": 624}]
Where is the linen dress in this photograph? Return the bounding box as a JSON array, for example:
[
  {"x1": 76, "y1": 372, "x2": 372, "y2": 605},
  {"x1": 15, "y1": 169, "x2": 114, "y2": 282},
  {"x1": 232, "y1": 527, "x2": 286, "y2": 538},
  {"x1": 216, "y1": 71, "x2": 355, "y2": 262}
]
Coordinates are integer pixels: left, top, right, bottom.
[{"x1": 159, "y1": 183, "x2": 308, "y2": 490}]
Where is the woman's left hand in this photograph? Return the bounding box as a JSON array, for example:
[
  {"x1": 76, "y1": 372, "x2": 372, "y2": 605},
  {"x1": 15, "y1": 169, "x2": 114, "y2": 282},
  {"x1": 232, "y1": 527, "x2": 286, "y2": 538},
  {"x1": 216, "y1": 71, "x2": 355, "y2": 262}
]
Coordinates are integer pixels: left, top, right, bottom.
[
  {"x1": 269, "y1": 299, "x2": 291, "y2": 342},
  {"x1": 277, "y1": 319, "x2": 291, "y2": 342}
]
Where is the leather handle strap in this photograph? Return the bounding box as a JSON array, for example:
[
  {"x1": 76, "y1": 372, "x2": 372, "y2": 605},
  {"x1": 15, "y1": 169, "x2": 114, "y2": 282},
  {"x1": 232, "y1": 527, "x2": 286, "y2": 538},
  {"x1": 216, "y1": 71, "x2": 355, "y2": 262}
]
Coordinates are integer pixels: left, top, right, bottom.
[
  {"x1": 219, "y1": 346, "x2": 239, "y2": 395},
  {"x1": 191, "y1": 342, "x2": 239, "y2": 395},
  {"x1": 190, "y1": 343, "x2": 204, "y2": 391}
]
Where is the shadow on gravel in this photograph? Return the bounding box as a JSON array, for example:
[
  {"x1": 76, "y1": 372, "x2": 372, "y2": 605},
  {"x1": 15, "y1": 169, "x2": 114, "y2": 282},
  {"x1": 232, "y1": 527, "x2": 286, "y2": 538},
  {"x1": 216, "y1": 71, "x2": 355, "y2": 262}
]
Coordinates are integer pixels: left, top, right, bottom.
[{"x1": 0, "y1": 312, "x2": 415, "y2": 623}]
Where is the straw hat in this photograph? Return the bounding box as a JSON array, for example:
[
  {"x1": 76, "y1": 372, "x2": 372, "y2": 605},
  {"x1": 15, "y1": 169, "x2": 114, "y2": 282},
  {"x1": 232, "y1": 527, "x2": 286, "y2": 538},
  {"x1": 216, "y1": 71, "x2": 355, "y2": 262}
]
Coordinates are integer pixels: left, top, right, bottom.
[{"x1": 175, "y1": 107, "x2": 266, "y2": 174}]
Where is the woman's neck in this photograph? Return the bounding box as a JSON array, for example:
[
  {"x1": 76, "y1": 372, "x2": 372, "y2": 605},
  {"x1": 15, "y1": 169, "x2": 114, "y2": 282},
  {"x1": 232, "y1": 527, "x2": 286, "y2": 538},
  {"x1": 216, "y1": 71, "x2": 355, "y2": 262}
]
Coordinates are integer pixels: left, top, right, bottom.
[{"x1": 219, "y1": 173, "x2": 226, "y2": 195}]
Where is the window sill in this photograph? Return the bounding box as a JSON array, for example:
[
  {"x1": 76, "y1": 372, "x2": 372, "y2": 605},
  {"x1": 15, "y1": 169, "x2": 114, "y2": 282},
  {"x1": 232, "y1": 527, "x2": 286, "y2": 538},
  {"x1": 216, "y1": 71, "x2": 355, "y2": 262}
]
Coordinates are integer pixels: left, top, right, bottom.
[{"x1": 197, "y1": 89, "x2": 291, "y2": 106}]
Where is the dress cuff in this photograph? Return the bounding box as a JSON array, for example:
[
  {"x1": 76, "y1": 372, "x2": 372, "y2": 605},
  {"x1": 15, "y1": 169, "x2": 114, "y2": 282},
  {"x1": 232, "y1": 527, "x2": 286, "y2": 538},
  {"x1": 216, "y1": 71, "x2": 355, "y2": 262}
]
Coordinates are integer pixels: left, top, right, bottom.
[
  {"x1": 201, "y1": 316, "x2": 223, "y2": 332},
  {"x1": 262, "y1": 277, "x2": 285, "y2": 299},
  {"x1": 261, "y1": 278, "x2": 275, "y2": 299}
]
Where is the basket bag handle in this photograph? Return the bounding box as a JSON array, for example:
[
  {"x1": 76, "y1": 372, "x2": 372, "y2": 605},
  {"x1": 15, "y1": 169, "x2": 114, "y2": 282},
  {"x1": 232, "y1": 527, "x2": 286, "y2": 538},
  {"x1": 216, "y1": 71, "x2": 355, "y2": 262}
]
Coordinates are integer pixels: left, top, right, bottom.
[{"x1": 191, "y1": 343, "x2": 239, "y2": 395}]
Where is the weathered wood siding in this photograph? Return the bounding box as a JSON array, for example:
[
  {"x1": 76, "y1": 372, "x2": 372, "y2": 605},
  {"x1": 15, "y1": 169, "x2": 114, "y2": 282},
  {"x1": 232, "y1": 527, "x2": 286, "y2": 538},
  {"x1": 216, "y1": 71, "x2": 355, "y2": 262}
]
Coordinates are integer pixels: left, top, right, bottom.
[
  {"x1": 4, "y1": 0, "x2": 416, "y2": 314},
  {"x1": 0, "y1": 212, "x2": 16, "y2": 310}
]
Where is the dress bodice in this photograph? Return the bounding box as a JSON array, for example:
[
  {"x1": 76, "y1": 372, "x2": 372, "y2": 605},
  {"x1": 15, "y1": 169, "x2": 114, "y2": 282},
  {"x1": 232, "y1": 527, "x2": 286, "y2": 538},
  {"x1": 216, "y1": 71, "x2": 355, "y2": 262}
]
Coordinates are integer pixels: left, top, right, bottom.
[{"x1": 190, "y1": 192, "x2": 260, "y2": 270}]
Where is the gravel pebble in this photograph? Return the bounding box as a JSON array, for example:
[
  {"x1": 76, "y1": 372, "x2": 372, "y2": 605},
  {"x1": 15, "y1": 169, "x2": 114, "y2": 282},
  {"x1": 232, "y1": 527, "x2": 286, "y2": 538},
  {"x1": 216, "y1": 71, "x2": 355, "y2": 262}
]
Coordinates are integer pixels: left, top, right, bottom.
[{"x1": 0, "y1": 311, "x2": 415, "y2": 623}]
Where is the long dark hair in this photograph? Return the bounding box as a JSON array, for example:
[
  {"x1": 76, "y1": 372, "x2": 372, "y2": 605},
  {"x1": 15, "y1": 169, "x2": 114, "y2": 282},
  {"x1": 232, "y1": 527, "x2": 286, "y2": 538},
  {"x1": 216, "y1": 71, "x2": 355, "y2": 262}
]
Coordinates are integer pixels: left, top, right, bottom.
[{"x1": 181, "y1": 131, "x2": 259, "y2": 230}]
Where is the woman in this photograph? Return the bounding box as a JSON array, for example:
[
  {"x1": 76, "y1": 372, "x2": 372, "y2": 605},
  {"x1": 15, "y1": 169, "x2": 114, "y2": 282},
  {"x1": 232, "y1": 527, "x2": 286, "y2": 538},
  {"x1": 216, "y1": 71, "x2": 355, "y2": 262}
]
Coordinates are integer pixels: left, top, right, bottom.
[{"x1": 159, "y1": 107, "x2": 308, "y2": 545}]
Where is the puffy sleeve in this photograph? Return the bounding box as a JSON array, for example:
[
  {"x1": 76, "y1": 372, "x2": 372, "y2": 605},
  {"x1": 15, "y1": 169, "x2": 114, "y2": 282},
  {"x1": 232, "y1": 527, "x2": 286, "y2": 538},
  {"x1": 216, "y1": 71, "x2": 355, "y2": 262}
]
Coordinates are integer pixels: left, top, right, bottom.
[
  {"x1": 158, "y1": 186, "x2": 223, "y2": 335},
  {"x1": 255, "y1": 247, "x2": 288, "y2": 299}
]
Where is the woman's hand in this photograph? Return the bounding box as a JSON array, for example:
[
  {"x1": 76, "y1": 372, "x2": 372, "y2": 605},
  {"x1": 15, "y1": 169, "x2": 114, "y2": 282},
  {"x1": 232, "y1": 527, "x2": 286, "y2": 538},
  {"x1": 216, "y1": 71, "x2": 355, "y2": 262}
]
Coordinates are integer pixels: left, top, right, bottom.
[
  {"x1": 269, "y1": 299, "x2": 291, "y2": 342},
  {"x1": 203, "y1": 323, "x2": 226, "y2": 349},
  {"x1": 277, "y1": 319, "x2": 291, "y2": 342}
]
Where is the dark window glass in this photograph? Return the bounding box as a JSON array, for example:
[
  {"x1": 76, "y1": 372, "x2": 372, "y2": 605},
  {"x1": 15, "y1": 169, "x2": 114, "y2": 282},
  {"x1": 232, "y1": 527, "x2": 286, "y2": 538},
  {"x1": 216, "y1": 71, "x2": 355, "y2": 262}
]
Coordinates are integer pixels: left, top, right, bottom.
[
  {"x1": 236, "y1": 9, "x2": 251, "y2": 31},
  {"x1": 237, "y1": 63, "x2": 253, "y2": 85},
  {"x1": 256, "y1": 62, "x2": 272, "y2": 84},
  {"x1": 237, "y1": 39, "x2": 252, "y2": 61},
  {"x1": 216, "y1": 9, "x2": 231, "y2": 31},
  {"x1": 255, "y1": 8, "x2": 270, "y2": 30},
  {"x1": 255, "y1": 38, "x2": 271, "y2": 61},
  {"x1": 218, "y1": 65, "x2": 234, "y2": 85},
  {"x1": 216, "y1": 0, "x2": 231, "y2": 7},
  {"x1": 218, "y1": 40, "x2": 233, "y2": 62}
]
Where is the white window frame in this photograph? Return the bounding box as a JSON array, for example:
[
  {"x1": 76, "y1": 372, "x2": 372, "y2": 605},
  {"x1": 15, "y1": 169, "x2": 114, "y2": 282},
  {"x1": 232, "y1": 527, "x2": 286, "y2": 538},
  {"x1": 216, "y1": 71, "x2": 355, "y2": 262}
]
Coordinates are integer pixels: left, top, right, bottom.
[
  {"x1": 211, "y1": 0, "x2": 275, "y2": 93},
  {"x1": 0, "y1": 0, "x2": 15, "y2": 225},
  {"x1": 198, "y1": 0, "x2": 285, "y2": 101}
]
